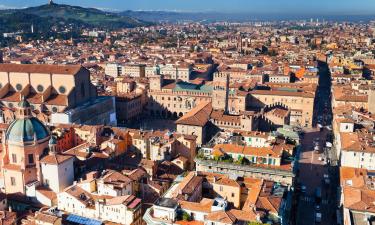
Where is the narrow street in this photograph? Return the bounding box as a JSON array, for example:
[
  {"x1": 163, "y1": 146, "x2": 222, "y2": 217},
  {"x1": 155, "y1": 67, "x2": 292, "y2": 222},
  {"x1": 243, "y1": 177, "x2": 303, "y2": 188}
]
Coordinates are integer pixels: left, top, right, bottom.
[{"x1": 295, "y1": 61, "x2": 338, "y2": 225}]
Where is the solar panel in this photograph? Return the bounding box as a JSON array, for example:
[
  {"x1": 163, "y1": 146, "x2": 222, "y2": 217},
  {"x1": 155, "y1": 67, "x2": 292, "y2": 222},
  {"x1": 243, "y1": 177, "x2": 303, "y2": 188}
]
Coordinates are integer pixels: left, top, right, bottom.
[{"x1": 66, "y1": 214, "x2": 102, "y2": 225}]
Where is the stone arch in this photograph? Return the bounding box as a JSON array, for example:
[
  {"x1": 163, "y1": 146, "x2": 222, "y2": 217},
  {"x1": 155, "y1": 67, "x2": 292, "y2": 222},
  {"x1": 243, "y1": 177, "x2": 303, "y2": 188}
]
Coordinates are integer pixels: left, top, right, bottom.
[{"x1": 178, "y1": 112, "x2": 184, "y2": 117}]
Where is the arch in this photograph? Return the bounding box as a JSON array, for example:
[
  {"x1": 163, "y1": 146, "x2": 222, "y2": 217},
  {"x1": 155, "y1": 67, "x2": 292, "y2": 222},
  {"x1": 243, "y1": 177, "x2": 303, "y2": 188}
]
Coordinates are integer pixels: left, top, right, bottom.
[
  {"x1": 178, "y1": 112, "x2": 184, "y2": 117},
  {"x1": 167, "y1": 111, "x2": 172, "y2": 118},
  {"x1": 173, "y1": 112, "x2": 178, "y2": 118}
]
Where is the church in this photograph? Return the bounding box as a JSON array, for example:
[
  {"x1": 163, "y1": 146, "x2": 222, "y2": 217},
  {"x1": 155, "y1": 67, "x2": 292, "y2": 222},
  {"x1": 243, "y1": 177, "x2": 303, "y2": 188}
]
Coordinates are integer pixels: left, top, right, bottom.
[{"x1": 1, "y1": 99, "x2": 74, "y2": 206}]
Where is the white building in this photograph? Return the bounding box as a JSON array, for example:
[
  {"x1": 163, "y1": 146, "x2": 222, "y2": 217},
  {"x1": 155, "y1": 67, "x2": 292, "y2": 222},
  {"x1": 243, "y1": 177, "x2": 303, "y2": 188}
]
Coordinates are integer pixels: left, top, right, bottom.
[
  {"x1": 268, "y1": 74, "x2": 291, "y2": 83},
  {"x1": 96, "y1": 170, "x2": 133, "y2": 197},
  {"x1": 105, "y1": 63, "x2": 122, "y2": 77},
  {"x1": 122, "y1": 64, "x2": 146, "y2": 78},
  {"x1": 40, "y1": 153, "x2": 74, "y2": 193},
  {"x1": 339, "y1": 132, "x2": 375, "y2": 170},
  {"x1": 58, "y1": 185, "x2": 142, "y2": 225}
]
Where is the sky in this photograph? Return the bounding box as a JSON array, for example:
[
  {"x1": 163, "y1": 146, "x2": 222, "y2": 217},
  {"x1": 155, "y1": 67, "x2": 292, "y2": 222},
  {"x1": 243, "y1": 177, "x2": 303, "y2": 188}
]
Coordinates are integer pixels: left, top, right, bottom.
[{"x1": 1, "y1": 0, "x2": 375, "y2": 14}]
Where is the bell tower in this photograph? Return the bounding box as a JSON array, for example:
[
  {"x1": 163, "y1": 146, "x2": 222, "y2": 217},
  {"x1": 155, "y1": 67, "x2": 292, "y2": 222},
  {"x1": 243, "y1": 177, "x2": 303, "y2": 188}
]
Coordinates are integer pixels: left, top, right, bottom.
[
  {"x1": 369, "y1": 86, "x2": 375, "y2": 114},
  {"x1": 212, "y1": 72, "x2": 229, "y2": 114}
]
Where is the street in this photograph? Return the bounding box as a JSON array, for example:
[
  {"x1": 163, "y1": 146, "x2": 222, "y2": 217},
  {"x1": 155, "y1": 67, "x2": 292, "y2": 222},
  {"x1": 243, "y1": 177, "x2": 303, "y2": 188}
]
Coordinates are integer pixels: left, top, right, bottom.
[{"x1": 295, "y1": 61, "x2": 338, "y2": 225}]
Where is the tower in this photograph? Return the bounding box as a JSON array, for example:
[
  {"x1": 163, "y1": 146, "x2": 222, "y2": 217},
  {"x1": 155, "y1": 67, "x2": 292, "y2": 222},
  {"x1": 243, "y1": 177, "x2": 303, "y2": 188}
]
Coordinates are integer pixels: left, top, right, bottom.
[
  {"x1": 212, "y1": 72, "x2": 229, "y2": 114},
  {"x1": 149, "y1": 74, "x2": 164, "y2": 91},
  {"x1": 49, "y1": 0, "x2": 53, "y2": 5},
  {"x1": 369, "y1": 86, "x2": 375, "y2": 114}
]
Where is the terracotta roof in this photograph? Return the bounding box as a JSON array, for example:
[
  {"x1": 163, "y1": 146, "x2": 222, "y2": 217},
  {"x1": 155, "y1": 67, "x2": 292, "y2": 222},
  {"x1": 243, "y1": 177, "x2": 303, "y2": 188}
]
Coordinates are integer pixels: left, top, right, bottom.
[
  {"x1": 176, "y1": 101, "x2": 212, "y2": 126},
  {"x1": 0, "y1": 64, "x2": 82, "y2": 75},
  {"x1": 212, "y1": 144, "x2": 281, "y2": 158},
  {"x1": 340, "y1": 167, "x2": 375, "y2": 213},
  {"x1": 34, "y1": 212, "x2": 60, "y2": 224},
  {"x1": 206, "y1": 211, "x2": 237, "y2": 224},
  {"x1": 179, "y1": 198, "x2": 214, "y2": 213},
  {"x1": 256, "y1": 196, "x2": 282, "y2": 214},
  {"x1": 40, "y1": 153, "x2": 73, "y2": 165}
]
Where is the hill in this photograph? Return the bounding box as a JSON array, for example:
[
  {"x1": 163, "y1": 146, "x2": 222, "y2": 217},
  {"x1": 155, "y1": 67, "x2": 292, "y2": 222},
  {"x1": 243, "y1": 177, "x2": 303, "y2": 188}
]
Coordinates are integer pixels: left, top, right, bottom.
[
  {"x1": 0, "y1": 3, "x2": 149, "y2": 34},
  {"x1": 21, "y1": 3, "x2": 147, "y2": 29}
]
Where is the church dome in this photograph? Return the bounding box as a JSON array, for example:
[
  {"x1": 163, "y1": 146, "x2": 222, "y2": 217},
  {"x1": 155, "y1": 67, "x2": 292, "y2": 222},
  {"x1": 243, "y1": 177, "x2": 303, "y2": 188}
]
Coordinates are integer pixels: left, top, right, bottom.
[
  {"x1": 5, "y1": 117, "x2": 50, "y2": 143},
  {"x1": 5, "y1": 98, "x2": 49, "y2": 144}
]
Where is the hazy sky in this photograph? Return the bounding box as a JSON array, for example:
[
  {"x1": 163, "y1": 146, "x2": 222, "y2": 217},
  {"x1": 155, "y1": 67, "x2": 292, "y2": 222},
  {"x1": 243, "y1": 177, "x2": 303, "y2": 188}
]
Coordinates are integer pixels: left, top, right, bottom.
[{"x1": 1, "y1": 0, "x2": 375, "y2": 14}]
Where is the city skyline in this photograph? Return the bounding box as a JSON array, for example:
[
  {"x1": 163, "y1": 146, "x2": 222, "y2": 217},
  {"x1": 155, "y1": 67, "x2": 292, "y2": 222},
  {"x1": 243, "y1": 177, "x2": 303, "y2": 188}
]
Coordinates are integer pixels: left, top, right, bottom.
[{"x1": 1, "y1": 0, "x2": 375, "y2": 14}]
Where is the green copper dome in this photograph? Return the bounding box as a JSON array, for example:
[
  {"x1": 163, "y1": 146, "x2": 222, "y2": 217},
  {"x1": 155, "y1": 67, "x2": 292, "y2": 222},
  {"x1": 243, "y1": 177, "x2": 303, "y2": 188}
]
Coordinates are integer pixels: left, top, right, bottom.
[{"x1": 5, "y1": 117, "x2": 49, "y2": 143}]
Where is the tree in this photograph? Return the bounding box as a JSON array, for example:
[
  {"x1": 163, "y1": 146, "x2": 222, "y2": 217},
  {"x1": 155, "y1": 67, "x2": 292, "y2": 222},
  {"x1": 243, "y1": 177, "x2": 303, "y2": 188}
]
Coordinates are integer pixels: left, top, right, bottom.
[
  {"x1": 182, "y1": 211, "x2": 191, "y2": 221},
  {"x1": 248, "y1": 222, "x2": 266, "y2": 225}
]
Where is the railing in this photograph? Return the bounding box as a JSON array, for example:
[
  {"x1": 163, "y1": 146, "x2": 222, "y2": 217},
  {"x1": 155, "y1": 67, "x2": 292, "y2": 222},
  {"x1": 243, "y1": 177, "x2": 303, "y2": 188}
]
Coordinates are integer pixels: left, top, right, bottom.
[
  {"x1": 143, "y1": 208, "x2": 174, "y2": 225},
  {"x1": 195, "y1": 158, "x2": 294, "y2": 177}
]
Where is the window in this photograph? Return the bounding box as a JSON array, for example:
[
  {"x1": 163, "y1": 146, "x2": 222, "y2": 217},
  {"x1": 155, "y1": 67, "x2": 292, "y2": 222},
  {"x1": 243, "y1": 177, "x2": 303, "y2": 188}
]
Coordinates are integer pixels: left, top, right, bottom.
[
  {"x1": 58, "y1": 86, "x2": 66, "y2": 94},
  {"x1": 52, "y1": 107, "x2": 58, "y2": 113},
  {"x1": 37, "y1": 85, "x2": 44, "y2": 92},
  {"x1": 231, "y1": 193, "x2": 235, "y2": 197},
  {"x1": 219, "y1": 186, "x2": 223, "y2": 191},
  {"x1": 15, "y1": 84, "x2": 23, "y2": 91},
  {"x1": 11, "y1": 154, "x2": 17, "y2": 163},
  {"x1": 10, "y1": 177, "x2": 16, "y2": 186},
  {"x1": 28, "y1": 154, "x2": 34, "y2": 164}
]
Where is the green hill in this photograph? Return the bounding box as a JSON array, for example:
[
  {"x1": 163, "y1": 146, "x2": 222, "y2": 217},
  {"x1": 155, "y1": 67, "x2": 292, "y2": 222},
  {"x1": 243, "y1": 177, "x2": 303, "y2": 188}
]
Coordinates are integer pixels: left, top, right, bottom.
[
  {"x1": 21, "y1": 3, "x2": 147, "y2": 29},
  {"x1": 0, "y1": 3, "x2": 148, "y2": 35}
]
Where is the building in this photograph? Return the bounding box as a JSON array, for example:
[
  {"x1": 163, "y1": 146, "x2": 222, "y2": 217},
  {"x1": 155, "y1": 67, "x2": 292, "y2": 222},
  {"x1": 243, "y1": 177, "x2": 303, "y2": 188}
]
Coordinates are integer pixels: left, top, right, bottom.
[
  {"x1": 0, "y1": 64, "x2": 96, "y2": 113},
  {"x1": 50, "y1": 96, "x2": 117, "y2": 126},
  {"x1": 369, "y1": 86, "x2": 375, "y2": 114},
  {"x1": 340, "y1": 167, "x2": 375, "y2": 225},
  {"x1": 249, "y1": 88, "x2": 315, "y2": 127},
  {"x1": 0, "y1": 64, "x2": 117, "y2": 126},
  {"x1": 122, "y1": 64, "x2": 146, "y2": 78},
  {"x1": 268, "y1": 74, "x2": 291, "y2": 83},
  {"x1": 105, "y1": 63, "x2": 122, "y2": 77},
  {"x1": 144, "y1": 171, "x2": 288, "y2": 225},
  {"x1": 338, "y1": 131, "x2": 375, "y2": 170},
  {"x1": 57, "y1": 184, "x2": 142, "y2": 225},
  {"x1": 40, "y1": 136, "x2": 75, "y2": 193},
  {"x1": 0, "y1": 99, "x2": 78, "y2": 208},
  {"x1": 1, "y1": 100, "x2": 51, "y2": 195}
]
